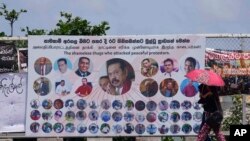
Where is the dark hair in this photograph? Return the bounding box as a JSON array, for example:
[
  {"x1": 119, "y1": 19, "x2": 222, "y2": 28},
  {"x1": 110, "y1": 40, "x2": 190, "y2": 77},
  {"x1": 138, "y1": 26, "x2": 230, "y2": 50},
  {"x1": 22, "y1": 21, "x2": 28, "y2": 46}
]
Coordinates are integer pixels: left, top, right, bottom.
[
  {"x1": 99, "y1": 76, "x2": 109, "y2": 80},
  {"x1": 185, "y1": 57, "x2": 196, "y2": 68},
  {"x1": 106, "y1": 58, "x2": 126, "y2": 72},
  {"x1": 79, "y1": 57, "x2": 90, "y2": 63},
  {"x1": 57, "y1": 58, "x2": 67, "y2": 64},
  {"x1": 142, "y1": 58, "x2": 150, "y2": 63},
  {"x1": 164, "y1": 58, "x2": 173, "y2": 65}
]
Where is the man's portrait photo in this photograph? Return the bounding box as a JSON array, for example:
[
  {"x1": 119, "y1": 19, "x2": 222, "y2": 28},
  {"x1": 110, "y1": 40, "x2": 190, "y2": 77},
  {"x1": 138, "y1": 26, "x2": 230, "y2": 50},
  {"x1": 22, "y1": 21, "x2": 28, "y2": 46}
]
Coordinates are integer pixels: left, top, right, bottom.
[
  {"x1": 159, "y1": 78, "x2": 179, "y2": 97},
  {"x1": 183, "y1": 57, "x2": 199, "y2": 74},
  {"x1": 54, "y1": 58, "x2": 72, "y2": 76},
  {"x1": 55, "y1": 80, "x2": 71, "y2": 96},
  {"x1": 141, "y1": 58, "x2": 158, "y2": 77},
  {"x1": 33, "y1": 77, "x2": 51, "y2": 96},
  {"x1": 34, "y1": 57, "x2": 52, "y2": 75},
  {"x1": 139, "y1": 78, "x2": 158, "y2": 97},
  {"x1": 160, "y1": 58, "x2": 179, "y2": 77},
  {"x1": 106, "y1": 58, "x2": 135, "y2": 95},
  {"x1": 75, "y1": 78, "x2": 92, "y2": 97},
  {"x1": 75, "y1": 57, "x2": 91, "y2": 77}
]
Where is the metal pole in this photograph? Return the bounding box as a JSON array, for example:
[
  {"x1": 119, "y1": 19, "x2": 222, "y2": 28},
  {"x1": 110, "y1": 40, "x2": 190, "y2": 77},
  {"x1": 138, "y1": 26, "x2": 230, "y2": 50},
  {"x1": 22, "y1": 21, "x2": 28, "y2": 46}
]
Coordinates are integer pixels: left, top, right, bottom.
[{"x1": 240, "y1": 38, "x2": 246, "y2": 125}]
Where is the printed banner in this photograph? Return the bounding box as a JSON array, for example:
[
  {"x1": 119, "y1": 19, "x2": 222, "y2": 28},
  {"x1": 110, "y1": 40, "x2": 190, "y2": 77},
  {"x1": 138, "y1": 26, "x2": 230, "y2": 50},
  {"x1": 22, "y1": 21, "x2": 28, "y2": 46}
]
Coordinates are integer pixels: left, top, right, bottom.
[
  {"x1": 26, "y1": 35, "x2": 205, "y2": 136},
  {"x1": 0, "y1": 41, "x2": 18, "y2": 73},
  {"x1": 0, "y1": 73, "x2": 27, "y2": 133},
  {"x1": 206, "y1": 49, "x2": 250, "y2": 95}
]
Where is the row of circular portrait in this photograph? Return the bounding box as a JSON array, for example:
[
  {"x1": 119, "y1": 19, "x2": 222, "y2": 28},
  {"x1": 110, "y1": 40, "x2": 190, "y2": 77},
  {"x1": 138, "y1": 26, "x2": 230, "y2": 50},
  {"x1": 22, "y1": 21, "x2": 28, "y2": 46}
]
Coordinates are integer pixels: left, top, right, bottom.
[
  {"x1": 30, "y1": 109, "x2": 203, "y2": 123},
  {"x1": 33, "y1": 56, "x2": 199, "y2": 78},
  {"x1": 33, "y1": 76, "x2": 200, "y2": 97},
  {"x1": 30, "y1": 122, "x2": 201, "y2": 135},
  {"x1": 34, "y1": 57, "x2": 199, "y2": 96},
  {"x1": 30, "y1": 99, "x2": 202, "y2": 111}
]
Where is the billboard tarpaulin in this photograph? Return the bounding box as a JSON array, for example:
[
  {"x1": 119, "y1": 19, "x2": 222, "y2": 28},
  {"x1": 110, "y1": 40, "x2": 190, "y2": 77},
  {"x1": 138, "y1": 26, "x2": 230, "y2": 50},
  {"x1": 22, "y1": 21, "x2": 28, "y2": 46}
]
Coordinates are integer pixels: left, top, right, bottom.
[
  {"x1": 206, "y1": 49, "x2": 250, "y2": 95},
  {"x1": 26, "y1": 35, "x2": 205, "y2": 136}
]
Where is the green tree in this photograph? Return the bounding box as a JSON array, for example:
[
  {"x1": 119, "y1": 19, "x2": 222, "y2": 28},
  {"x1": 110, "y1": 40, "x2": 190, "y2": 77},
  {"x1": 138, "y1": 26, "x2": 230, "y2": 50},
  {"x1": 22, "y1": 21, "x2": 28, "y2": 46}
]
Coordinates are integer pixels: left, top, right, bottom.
[
  {"x1": 0, "y1": 31, "x2": 5, "y2": 37},
  {"x1": 222, "y1": 95, "x2": 243, "y2": 130},
  {"x1": 0, "y1": 3, "x2": 27, "y2": 36},
  {"x1": 49, "y1": 12, "x2": 109, "y2": 35},
  {"x1": 22, "y1": 12, "x2": 110, "y2": 36}
]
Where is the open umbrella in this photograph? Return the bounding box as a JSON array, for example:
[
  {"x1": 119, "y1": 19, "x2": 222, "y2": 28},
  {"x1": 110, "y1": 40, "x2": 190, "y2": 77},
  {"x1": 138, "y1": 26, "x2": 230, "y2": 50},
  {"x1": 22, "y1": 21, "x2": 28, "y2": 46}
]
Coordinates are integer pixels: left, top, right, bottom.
[{"x1": 185, "y1": 69, "x2": 225, "y2": 86}]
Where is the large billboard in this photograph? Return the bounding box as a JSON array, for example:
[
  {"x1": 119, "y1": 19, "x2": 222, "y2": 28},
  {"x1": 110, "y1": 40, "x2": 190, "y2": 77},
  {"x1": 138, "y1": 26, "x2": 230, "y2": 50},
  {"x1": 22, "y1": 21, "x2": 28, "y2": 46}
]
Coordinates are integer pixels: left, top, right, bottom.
[
  {"x1": 205, "y1": 49, "x2": 250, "y2": 95},
  {"x1": 26, "y1": 35, "x2": 205, "y2": 136}
]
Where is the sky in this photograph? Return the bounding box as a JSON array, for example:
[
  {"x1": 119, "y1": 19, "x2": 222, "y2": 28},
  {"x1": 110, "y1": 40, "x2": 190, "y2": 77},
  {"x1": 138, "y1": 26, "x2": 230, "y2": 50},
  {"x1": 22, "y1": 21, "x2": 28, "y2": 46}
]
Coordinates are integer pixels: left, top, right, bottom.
[{"x1": 1, "y1": 0, "x2": 250, "y2": 36}]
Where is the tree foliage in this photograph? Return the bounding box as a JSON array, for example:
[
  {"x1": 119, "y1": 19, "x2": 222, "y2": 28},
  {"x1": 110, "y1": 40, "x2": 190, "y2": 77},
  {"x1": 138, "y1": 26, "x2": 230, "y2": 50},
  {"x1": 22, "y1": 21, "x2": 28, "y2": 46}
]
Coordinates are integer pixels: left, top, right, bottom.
[
  {"x1": 22, "y1": 12, "x2": 110, "y2": 36},
  {"x1": 0, "y1": 3, "x2": 27, "y2": 36},
  {"x1": 222, "y1": 95, "x2": 243, "y2": 130}
]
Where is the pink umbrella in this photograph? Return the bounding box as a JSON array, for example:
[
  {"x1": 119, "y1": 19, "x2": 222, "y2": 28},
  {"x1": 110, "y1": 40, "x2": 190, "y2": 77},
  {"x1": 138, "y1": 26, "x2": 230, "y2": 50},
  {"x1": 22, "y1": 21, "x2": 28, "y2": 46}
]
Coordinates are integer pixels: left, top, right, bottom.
[{"x1": 185, "y1": 69, "x2": 225, "y2": 86}]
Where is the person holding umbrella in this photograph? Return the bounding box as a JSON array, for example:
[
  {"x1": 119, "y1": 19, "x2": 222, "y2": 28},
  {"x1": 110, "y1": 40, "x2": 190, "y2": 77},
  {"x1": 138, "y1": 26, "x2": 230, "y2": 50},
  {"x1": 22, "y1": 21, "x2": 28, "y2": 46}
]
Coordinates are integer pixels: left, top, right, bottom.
[{"x1": 186, "y1": 69, "x2": 226, "y2": 141}]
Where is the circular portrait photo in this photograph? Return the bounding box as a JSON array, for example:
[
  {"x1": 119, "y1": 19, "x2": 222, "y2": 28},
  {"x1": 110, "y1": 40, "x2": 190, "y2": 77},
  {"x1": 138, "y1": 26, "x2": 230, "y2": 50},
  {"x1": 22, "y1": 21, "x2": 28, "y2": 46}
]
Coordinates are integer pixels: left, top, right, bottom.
[
  {"x1": 42, "y1": 122, "x2": 52, "y2": 133},
  {"x1": 135, "y1": 100, "x2": 145, "y2": 111},
  {"x1": 124, "y1": 123, "x2": 134, "y2": 134},
  {"x1": 54, "y1": 110, "x2": 63, "y2": 121},
  {"x1": 112, "y1": 100, "x2": 123, "y2": 110},
  {"x1": 158, "y1": 125, "x2": 169, "y2": 134},
  {"x1": 181, "y1": 100, "x2": 192, "y2": 110},
  {"x1": 30, "y1": 99, "x2": 39, "y2": 109},
  {"x1": 42, "y1": 99, "x2": 52, "y2": 110},
  {"x1": 170, "y1": 100, "x2": 180, "y2": 110},
  {"x1": 100, "y1": 58, "x2": 135, "y2": 95},
  {"x1": 101, "y1": 99, "x2": 111, "y2": 110},
  {"x1": 135, "y1": 124, "x2": 145, "y2": 134},
  {"x1": 160, "y1": 58, "x2": 179, "y2": 77},
  {"x1": 112, "y1": 111, "x2": 123, "y2": 122},
  {"x1": 101, "y1": 111, "x2": 111, "y2": 122},
  {"x1": 146, "y1": 112, "x2": 157, "y2": 122},
  {"x1": 77, "y1": 99, "x2": 87, "y2": 110},
  {"x1": 170, "y1": 112, "x2": 180, "y2": 123},
  {"x1": 34, "y1": 57, "x2": 52, "y2": 75},
  {"x1": 181, "y1": 112, "x2": 192, "y2": 121},
  {"x1": 100, "y1": 123, "x2": 110, "y2": 134},
  {"x1": 193, "y1": 101, "x2": 201, "y2": 110},
  {"x1": 141, "y1": 58, "x2": 158, "y2": 77},
  {"x1": 181, "y1": 56, "x2": 200, "y2": 74},
  {"x1": 33, "y1": 77, "x2": 51, "y2": 96},
  {"x1": 124, "y1": 112, "x2": 134, "y2": 122},
  {"x1": 160, "y1": 78, "x2": 178, "y2": 97},
  {"x1": 65, "y1": 123, "x2": 75, "y2": 133},
  {"x1": 55, "y1": 79, "x2": 71, "y2": 96},
  {"x1": 193, "y1": 124, "x2": 200, "y2": 134},
  {"x1": 65, "y1": 111, "x2": 75, "y2": 121},
  {"x1": 146, "y1": 101, "x2": 157, "y2": 111},
  {"x1": 89, "y1": 123, "x2": 99, "y2": 134},
  {"x1": 76, "y1": 111, "x2": 87, "y2": 121},
  {"x1": 77, "y1": 123, "x2": 87, "y2": 133},
  {"x1": 75, "y1": 78, "x2": 92, "y2": 97},
  {"x1": 124, "y1": 100, "x2": 134, "y2": 111},
  {"x1": 135, "y1": 113, "x2": 145, "y2": 123},
  {"x1": 146, "y1": 124, "x2": 157, "y2": 135},
  {"x1": 53, "y1": 122, "x2": 64, "y2": 133},
  {"x1": 74, "y1": 57, "x2": 92, "y2": 77},
  {"x1": 30, "y1": 110, "x2": 41, "y2": 120},
  {"x1": 140, "y1": 78, "x2": 158, "y2": 97},
  {"x1": 42, "y1": 111, "x2": 53, "y2": 121},
  {"x1": 89, "y1": 110, "x2": 99, "y2": 121},
  {"x1": 180, "y1": 79, "x2": 199, "y2": 97},
  {"x1": 158, "y1": 100, "x2": 168, "y2": 111},
  {"x1": 112, "y1": 124, "x2": 123, "y2": 134},
  {"x1": 182, "y1": 124, "x2": 192, "y2": 134},
  {"x1": 170, "y1": 124, "x2": 180, "y2": 134},
  {"x1": 89, "y1": 101, "x2": 98, "y2": 109},
  {"x1": 54, "y1": 58, "x2": 72, "y2": 76},
  {"x1": 193, "y1": 111, "x2": 203, "y2": 122},
  {"x1": 158, "y1": 112, "x2": 168, "y2": 123},
  {"x1": 54, "y1": 99, "x2": 63, "y2": 109},
  {"x1": 30, "y1": 122, "x2": 40, "y2": 133},
  {"x1": 65, "y1": 99, "x2": 74, "y2": 109}
]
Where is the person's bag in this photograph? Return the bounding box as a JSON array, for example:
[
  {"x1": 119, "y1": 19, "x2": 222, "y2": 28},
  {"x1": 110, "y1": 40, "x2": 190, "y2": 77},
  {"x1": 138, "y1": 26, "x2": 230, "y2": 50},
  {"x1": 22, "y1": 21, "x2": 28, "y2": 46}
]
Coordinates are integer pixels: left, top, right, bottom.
[{"x1": 206, "y1": 110, "x2": 223, "y2": 128}]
